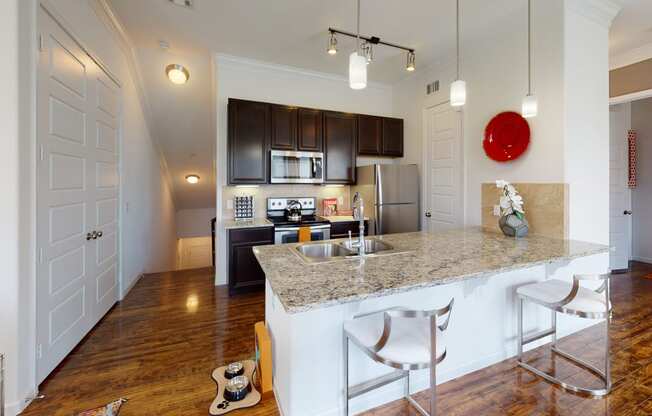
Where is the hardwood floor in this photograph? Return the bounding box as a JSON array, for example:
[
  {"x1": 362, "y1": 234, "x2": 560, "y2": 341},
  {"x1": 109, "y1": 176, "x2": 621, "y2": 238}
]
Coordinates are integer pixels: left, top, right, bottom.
[{"x1": 23, "y1": 262, "x2": 652, "y2": 415}]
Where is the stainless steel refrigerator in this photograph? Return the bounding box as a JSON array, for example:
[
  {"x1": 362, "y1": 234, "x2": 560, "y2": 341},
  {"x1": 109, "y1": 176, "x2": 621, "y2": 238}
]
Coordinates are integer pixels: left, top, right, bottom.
[{"x1": 352, "y1": 164, "x2": 420, "y2": 235}]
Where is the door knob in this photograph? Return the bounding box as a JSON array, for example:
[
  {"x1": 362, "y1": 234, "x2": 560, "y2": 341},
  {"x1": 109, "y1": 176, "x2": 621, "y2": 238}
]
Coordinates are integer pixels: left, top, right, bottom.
[
  {"x1": 624, "y1": 210, "x2": 633, "y2": 215},
  {"x1": 97, "y1": 231, "x2": 103, "y2": 238},
  {"x1": 86, "y1": 231, "x2": 98, "y2": 240},
  {"x1": 425, "y1": 212, "x2": 432, "y2": 218}
]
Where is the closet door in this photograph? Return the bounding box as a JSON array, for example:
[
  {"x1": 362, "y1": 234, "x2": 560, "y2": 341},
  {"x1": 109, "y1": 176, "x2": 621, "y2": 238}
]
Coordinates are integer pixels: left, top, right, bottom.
[{"x1": 36, "y1": 7, "x2": 120, "y2": 383}]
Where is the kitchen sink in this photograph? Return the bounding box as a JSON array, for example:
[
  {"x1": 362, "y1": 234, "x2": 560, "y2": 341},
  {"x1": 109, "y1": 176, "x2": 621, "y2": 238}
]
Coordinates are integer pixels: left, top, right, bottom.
[
  {"x1": 340, "y1": 238, "x2": 394, "y2": 254},
  {"x1": 295, "y1": 243, "x2": 354, "y2": 260},
  {"x1": 294, "y1": 238, "x2": 396, "y2": 263}
]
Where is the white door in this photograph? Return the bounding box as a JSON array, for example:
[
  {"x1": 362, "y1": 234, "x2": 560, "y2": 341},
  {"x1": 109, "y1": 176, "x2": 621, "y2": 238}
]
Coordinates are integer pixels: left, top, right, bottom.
[
  {"x1": 36, "y1": 8, "x2": 120, "y2": 383},
  {"x1": 609, "y1": 104, "x2": 632, "y2": 271},
  {"x1": 423, "y1": 103, "x2": 464, "y2": 232}
]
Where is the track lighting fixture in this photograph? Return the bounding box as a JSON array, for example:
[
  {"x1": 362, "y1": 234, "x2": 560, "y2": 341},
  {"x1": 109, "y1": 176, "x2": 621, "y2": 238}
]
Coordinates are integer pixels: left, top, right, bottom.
[
  {"x1": 327, "y1": 32, "x2": 338, "y2": 55},
  {"x1": 406, "y1": 51, "x2": 416, "y2": 72}
]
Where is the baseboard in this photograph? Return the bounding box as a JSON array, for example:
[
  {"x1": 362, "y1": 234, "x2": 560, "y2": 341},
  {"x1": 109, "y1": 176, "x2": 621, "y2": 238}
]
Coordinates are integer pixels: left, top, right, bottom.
[
  {"x1": 120, "y1": 272, "x2": 143, "y2": 300},
  {"x1": 5, "y1": 388, "x2": 38, "y2": 416},
  {"x1": 632, "y1": 256, "x2": 652, "y2": 265}
]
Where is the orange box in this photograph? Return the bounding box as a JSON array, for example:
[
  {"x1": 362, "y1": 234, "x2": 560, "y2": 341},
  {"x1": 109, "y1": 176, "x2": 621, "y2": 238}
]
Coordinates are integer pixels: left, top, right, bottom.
[{"x1": 255, "y1": 321, "x2": 273, "y2": 398}]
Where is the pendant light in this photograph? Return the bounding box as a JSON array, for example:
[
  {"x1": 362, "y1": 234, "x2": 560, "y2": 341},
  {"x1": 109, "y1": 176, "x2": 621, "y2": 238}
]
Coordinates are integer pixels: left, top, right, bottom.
[
  {"x1": 327, "y1": 31, "x2": 338, "y2": 55},
  {"x1": 450, "y1": 0, "x2": 466, "y2": 107},
  {"x1": 522, "y1": 0, "x2": 538, "y2": 118},
  {"x1": 349, "y1": 0, "x2": 367, "y2": 90}
]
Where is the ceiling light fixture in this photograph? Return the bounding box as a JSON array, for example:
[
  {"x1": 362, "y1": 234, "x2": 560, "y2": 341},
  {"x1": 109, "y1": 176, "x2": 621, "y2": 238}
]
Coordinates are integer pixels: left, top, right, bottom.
[
  {"x1": 185, "y1": 174, "x2": 200, "y2": 184},
  {"x1": 522, "y1": 0, "x2": 538, "y2": 118},
  {"x1": 327, "y1": 32, "x2": 338, "y2": 55},
  {"x1": 406, "y1": 51, "x2": 416, "y2": 72},
  {"x1": 166, "y1": 64, "x2": 190, "y2": 85},
  {"x1": 362, "y1": 42, "x2": 374, "y2": 64},
  {"x1": 450, "y1": 0, "x2": 466, "y2": 107},
  {"x1": 349, "y1": 0, "x2": 367, "y2": 90}
]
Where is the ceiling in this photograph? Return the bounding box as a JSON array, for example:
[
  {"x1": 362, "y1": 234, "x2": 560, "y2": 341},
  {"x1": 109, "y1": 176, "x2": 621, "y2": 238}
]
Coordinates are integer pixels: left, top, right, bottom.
[
  {"x1": 106, "y1": 0, "x2": 645, "y2": 210},
  {"x1": 610, "y1": 0, "x2": 652, "y2": 58}
]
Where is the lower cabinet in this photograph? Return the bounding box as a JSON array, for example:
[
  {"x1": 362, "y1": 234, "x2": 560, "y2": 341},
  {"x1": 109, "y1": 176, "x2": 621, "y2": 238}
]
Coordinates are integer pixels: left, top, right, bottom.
[
  {"x1": 228, "y1": 227, "x2": 274, "y2": 295},
  {"x1": 330, "y1": 221, "x2": 369, "y2": 239}
]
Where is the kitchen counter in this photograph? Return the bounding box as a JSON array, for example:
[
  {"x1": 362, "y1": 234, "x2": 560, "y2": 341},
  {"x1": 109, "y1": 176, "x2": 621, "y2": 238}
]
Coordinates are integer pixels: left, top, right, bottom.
[
  {"x1": 254, "y1": 227, "x2": 608, "y2": 313},
  {"x1": 320, "y1": 215, "x2": 369, "y2": 222},
  {"x1": 260, "y1": 227, "x2": 610, "y2": 415},
  {"x1": 221, "y1": 218, "x2": 272, "y2": 230}
]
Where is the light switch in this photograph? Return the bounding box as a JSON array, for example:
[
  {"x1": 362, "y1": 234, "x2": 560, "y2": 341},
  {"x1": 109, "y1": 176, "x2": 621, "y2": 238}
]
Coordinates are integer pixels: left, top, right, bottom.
[
  {"x1": 493, "y1": 205, "x2": 501, "y2": 217},
  {"x1": 227, "y1": 199, "x2": 233, "y2": 210}
]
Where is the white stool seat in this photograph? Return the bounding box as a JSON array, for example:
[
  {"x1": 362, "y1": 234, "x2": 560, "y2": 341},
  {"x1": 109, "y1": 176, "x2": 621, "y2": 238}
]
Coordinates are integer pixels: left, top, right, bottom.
[
  {"x1": 517, "y1": 279, "x2": 610, "y2": 315},
  {"x1": 344, "y1": 312, "x2": 445, "y2": 367}
]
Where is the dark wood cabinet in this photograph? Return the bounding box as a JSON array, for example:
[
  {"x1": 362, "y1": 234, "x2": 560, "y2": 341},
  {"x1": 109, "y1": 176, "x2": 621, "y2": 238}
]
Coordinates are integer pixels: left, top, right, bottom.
[
  {"x1": 382, "y1": 117, "x2": 404, "y2": 157},
  {"x1": 330, "y1": 220, "x2": 369, "y2": 239},
  {"x1": 323, "y1": 111, "x2": 357, "y2": 184},
  {"x1": 228, "y1": 227, "x2": 274, "y2": 295},
  {"x1": 270, "y1": 104, "x2": 297, "y2": 150},
  {"x1": 357, "y1": 115, "x2": 383, "y2": 156},
  {"x1": 228, "y1": 99, "x2": 269, "y2": 184},
  {"x1": 297, "y1": 108, "x2": 323, "y2": 151}
]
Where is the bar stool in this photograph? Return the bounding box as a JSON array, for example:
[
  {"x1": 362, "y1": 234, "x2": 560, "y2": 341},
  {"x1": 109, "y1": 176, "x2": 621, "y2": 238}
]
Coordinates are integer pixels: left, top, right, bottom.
[
  {"x1": 516, "y1": 274, "x2": 612, "y2": 396},
  {"x1": 343, "y1": 298, "x2": 454, "y2": 416}
]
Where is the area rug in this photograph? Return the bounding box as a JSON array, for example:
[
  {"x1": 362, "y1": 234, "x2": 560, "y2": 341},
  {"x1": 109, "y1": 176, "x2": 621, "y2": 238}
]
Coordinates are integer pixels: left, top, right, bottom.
[{"x1": 76, "y1": 398, "x2": 127, "y2": 416}]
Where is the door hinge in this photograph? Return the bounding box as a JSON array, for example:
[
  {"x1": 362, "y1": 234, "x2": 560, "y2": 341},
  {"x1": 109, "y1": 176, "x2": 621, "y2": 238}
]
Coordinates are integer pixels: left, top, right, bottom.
[
  {"x1": 38, "y1": 34, "x2": 44, "y2": 52},
  {"x1": 39, "y1": 248, "x2": 44, "y2": 264},
  {"x1": 37, "y1": 344, "x2": 43, "y2": 360},
  {"x1": 39, "y1": 145, "x2": 44, "y2": 161}
]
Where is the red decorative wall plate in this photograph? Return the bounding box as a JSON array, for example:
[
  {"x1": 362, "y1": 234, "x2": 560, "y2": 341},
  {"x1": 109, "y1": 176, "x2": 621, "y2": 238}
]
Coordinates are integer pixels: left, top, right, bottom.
[{"x1": 483, "y1": 111, "x2": 531, "y2": 162}]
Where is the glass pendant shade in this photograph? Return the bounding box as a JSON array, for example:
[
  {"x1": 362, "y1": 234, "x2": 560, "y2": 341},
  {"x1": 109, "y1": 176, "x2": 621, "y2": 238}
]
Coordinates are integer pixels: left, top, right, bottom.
[
  {"x1": 522, "y1": 94, "x2": 538, "y2": 118},
  {"x1": 349, "y1": 52, "x2": 367, "y2": 90},
  {"x1": 450, "y1": 79, "x2": 466, "y2": 107}
]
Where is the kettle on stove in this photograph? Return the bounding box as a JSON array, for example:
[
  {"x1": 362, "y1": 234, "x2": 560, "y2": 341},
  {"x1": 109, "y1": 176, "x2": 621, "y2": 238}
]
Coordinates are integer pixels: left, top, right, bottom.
[{"x1": 285, "y1": 200, "x2": 303, "y2": 222}]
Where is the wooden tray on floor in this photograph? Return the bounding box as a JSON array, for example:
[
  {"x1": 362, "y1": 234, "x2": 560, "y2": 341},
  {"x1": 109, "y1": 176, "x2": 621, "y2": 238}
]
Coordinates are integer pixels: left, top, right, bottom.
[{"x1": 209, "y1": 360, "x2": 261, "y2": 415}]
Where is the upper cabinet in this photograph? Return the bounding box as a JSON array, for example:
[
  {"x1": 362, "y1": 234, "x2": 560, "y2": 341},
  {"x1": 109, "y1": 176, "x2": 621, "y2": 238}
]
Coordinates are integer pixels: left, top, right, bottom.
[
  {"x1": 358, "y1": 115, "x2": 383, "y2": 156},
  {"x1": 228, "y1": 99, "x2": 269, "y2": 185},
  {"x1": 270, "y1": 104, "x2": 298, "y2": 150},
  {"x1": 297, "y1": 108, "x2": 323, "y2": 152},
  {"x1": 382, "y1": 117, "x2": 404, "y2": 157},
  {"x1": 323, "y1": 111, "x2": 357, "y2": 184},
  {"x1": 227, "y1": 98, "x2": 403, "y2": 185}
]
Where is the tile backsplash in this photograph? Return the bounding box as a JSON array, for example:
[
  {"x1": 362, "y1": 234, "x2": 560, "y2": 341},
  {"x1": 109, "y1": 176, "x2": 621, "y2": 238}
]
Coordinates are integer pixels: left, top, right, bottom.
[{"x1": 222, "y1": 185, "x2": 351, "y2": 219}]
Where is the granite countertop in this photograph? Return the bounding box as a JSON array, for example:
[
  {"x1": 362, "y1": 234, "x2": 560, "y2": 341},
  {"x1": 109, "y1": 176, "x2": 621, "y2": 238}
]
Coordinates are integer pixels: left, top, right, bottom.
[
  {"x1": 253, "y1": 227, "x2": 609, "y2": 314},
  {"x1": 321, "y1": 216, "x2": 370, "y2": 222},
  {"x1": 222, "y1": 218, "x2": 273, "y2": 230}
]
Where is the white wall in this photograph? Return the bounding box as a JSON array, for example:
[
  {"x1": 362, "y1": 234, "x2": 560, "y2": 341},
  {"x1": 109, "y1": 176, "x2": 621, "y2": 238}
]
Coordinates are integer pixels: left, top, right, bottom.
[
  {"x1": 393, "y1": 0, "x2": 565, "y2": 228},
  {"x1": 176, "y1": 208, "x2": 215, "y2": 238},
  {"x1": 214, "y1": 55, "x2": 394, "y2": 285},
  {"x1": 631, "y1": 97, "x2": 652, "y2": 263},
  {"x1": 1, "y1": 1, "x2": 178, "y2": 413}
]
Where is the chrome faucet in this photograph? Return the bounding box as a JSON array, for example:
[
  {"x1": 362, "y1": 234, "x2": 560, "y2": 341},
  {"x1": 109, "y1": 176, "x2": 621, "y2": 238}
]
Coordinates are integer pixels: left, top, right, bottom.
[{"x1": 352, "y1": 192, "x2": 366, "y2": 256}]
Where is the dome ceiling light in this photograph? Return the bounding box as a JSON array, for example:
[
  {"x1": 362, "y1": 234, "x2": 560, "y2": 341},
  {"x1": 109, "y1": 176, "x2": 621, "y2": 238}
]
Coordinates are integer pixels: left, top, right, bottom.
[
  {"x1": 185, "y1": 174, "x2": 200, "y2": 184},
  {"x1": 166, "y1": 64, "x2": 190, "y2": 85}
]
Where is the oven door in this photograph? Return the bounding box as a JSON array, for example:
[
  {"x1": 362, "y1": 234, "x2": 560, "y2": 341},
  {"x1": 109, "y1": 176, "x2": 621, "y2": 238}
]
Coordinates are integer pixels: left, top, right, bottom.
[
  {"x1": 275, "y1": 224, "x2": 331, "y2": 244},
  {"x1": 270, "y1": 150, "x2": 324, "y2": 184}
]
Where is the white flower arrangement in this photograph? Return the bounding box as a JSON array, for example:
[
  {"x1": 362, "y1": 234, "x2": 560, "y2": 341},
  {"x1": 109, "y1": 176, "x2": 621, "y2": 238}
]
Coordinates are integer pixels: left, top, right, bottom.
[{"x1": 496, "y1": 180, "x2": 525, "y2": 220}]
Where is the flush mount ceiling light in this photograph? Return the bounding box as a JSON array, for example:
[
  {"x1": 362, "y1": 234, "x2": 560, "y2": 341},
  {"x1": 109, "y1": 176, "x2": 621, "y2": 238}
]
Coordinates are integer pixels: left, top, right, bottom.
[
  {"x1": 328, "y1": 2, "x2": 416, "y2": 90},
  {"x1": 168, "y1": 0, "x2": 193, "y2": 9},
  {"x1": 522, "y1": 0, "x2": 538, "y2": 118},
  {"x1": 166, "y1": 64, "x2": 190, "y2": 85},
  {"x1": 185, "y1": 174, "x2": 200, "y2": 184},
  {"x1": 450, "y1": 0, "x2": 466, "y2": 107}
]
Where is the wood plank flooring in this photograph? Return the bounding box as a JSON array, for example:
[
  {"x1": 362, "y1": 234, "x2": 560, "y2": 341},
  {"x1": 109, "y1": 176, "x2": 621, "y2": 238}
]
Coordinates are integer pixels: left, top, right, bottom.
[{"x1": 22, "y1": 263, "x2": 652, "y2": 415}]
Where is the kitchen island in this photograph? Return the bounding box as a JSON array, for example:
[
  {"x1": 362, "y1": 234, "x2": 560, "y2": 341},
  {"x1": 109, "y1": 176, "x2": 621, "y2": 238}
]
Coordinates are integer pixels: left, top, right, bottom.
[{"x1": 253, "y1": 228, "x2": 609, "y2": 416}]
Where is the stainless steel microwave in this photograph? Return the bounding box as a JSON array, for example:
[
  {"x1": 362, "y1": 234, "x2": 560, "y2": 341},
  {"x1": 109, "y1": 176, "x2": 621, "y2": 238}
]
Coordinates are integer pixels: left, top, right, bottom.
[{"x1": 270, "y1": 150, "x2": 324, "y2": 184}]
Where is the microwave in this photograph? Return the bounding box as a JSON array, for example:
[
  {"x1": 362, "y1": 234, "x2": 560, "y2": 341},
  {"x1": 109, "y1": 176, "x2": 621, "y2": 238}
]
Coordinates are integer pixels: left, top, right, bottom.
[{"x1": 270, "y1": 150, "x2": 324, "y2": 184}]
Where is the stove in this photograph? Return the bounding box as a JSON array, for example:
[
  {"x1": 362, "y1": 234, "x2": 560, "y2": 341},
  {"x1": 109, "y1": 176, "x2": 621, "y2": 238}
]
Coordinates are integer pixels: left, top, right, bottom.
[{"x1": 266, "y1": 197, "x2": 331, "y2": 244}]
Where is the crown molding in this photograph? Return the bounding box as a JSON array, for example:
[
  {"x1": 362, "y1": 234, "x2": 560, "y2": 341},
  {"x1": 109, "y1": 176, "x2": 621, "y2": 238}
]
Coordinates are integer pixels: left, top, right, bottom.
[
  {"x1": 214, "y1": 53, "x2": 394, "y2": 92},
  {"x1": 88, "y1": 0, "x2": 178, "y2": 209},
  {"x1": 566, "y1": 0, "x2": 624, "y2": 28}
]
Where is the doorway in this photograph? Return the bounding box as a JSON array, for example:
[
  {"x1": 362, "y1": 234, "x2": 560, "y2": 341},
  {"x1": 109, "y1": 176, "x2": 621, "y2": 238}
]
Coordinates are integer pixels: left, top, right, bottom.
[
  {"x1": 36, "y1": 6, "x2": 121, "y2": 383},
  {"x1": 423, "y1": 102, "x2": 464, "y2": 232}
]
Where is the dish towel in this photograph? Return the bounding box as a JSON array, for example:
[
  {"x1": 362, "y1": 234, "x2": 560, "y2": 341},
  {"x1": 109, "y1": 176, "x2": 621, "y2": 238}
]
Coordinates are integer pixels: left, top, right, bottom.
[{"x1": 298, "y1": 226, "x2": 311, "y2": 242}]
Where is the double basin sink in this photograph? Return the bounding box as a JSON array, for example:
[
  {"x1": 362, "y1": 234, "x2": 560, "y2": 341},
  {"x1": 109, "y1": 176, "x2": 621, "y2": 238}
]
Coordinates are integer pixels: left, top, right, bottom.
[{"x1": 295, "y1": 237, "x2": 394, "y2": 263}]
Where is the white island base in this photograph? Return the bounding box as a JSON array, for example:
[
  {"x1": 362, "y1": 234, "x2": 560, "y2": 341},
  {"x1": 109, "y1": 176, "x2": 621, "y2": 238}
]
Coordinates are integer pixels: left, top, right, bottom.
[{"x1": 265, "y1": 253, "x2": 608, "y2": 416}]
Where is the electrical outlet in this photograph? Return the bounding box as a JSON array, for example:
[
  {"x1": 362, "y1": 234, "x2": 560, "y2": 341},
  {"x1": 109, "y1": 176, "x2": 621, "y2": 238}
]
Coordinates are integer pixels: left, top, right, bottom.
[
  {"x1": 493, "y1": 205, "x2": 501, "y2": 217},
  {"x1": 227, "y1": 199, "x2": 233, "y2": 210}
]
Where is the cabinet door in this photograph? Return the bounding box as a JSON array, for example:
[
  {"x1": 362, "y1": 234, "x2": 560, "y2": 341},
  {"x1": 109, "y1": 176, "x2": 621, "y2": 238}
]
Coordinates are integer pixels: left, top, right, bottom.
[
  {"x1": 228, "y1": 99, "x2": 270, "y2": 184},
  {"x1": 382, "y1": 117, "x2": 404, "y2": 157},
  {"x1": 357, "y1": 115, "x2": 382, "y2": 156},
  {"x1": 229, "y1": 228, "x2": 274, "y2": 294},
  {"x1": 330, "y1": 221, "x2": 369, "y2": 238},
  {"x1": 271, "y1": 104, "x2": 297, "y2": 150},
  {"x1": 324, "y1": 111, "x2": 357, "y2": 184},
  {"x1": 297, "y1": 108, "x2": 323, "y2": 151}
]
